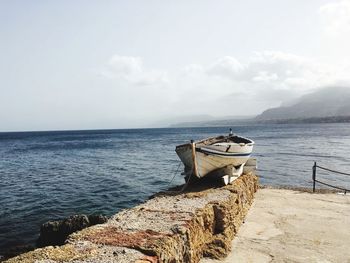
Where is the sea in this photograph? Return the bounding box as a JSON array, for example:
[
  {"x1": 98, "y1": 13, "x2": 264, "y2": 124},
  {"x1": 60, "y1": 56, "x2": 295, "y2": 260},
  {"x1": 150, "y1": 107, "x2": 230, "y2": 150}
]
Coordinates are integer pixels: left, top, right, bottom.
[{"x1": 1, "y1": 123, "x2": 350, "y2": 256}]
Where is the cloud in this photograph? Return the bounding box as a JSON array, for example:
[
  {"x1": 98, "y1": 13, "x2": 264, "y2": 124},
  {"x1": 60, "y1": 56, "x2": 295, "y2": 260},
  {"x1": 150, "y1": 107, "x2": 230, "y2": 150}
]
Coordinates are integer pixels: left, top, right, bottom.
[
  {"x1": 97, "y1": 51, "x2": 350, "y2": 123},
  {"x1": 206, "y1": 56, "x2": 244, "y2": 78},
  {"x1": 171, "y1": 51, "x2": 350, "y2": 117},
  {"x1": 204, "y1": 51, "x2": 343, "y2": 96},
  {"x1": 252, "y1": 71, "x2": 278, "y2": 82},
  {"x1": 101, "y1": 55, "x2": 168, "y2": 86},
  {"x1": 319, "y1": 0, "x2": 350, "y2": 36},
  {"x1": 109, "y1": 55, "x2": 143, "y2": 76}
]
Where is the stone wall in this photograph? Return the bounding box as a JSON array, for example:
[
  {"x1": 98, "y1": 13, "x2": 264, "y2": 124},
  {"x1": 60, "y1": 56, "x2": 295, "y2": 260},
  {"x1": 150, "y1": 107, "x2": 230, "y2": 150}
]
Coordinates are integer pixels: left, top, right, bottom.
[{"x1": 5, "y1": 173, "x2": 258, "y2": 263}]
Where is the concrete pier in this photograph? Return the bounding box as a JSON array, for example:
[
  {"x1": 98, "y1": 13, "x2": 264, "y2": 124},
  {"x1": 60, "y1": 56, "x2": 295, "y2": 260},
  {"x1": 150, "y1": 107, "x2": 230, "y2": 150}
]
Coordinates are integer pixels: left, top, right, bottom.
[{"x1": 201, "y1": 188, "x2": 350, "y2": 263}]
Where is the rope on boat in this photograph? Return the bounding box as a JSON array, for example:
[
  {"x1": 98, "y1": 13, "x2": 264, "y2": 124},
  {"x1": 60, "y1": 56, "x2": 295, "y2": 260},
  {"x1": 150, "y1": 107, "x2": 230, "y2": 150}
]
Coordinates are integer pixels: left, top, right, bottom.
[
  {"x1": 166, "y1": 161, "x2": 182, "y2": 189},
  {"x1": 162, "y1": 141, "x2": 197, "y2": 195},
  {"x1": 162, "y1": 162, "x2": 193, "y2": 195}
]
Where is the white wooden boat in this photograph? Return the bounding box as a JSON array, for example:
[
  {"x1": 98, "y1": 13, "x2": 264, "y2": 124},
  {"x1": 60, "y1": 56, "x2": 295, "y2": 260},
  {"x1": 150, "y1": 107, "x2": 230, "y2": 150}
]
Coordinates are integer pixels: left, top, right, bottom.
[{"x1": 175, "y1": 131, "x2": 254, "y2": 182}]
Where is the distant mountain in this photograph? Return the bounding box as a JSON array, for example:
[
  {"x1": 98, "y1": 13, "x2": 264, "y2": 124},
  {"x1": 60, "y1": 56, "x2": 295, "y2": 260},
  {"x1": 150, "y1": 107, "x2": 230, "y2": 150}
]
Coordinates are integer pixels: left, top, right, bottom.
[
  {"x1": 152, "y1": 115, "x2": 216, "y2": 127},
  {"x1": 168, "y1": 87, "x2": 350, "y2": 128},
  {"x1": 256, "y1": 87, "x2": 350, "y2": 121},
  {"x1": 169, "y1": 116, "x2": 255, "y2": 127}
]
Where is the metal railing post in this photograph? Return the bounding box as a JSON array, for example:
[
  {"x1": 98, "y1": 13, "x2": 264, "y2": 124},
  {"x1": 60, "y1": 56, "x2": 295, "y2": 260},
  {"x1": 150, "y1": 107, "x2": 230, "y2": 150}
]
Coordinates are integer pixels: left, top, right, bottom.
[
  {"x1": 311, "y1": 162, "x2": 350, "y2": 193},
  {"x1": 312, "y1": 162, "x2": 317, "y2": 193}
]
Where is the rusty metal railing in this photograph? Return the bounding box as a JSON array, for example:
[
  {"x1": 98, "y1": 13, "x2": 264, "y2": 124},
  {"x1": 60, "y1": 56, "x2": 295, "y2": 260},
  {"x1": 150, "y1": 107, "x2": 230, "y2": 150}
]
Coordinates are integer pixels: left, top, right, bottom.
[{"x1": 312, "y1": 162, "x2": 350, "y2": 194}]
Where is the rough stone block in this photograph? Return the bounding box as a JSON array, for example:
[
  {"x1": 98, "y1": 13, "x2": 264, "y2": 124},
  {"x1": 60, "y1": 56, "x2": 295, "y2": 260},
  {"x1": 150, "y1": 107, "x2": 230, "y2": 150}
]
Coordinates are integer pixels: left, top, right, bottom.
[{"x1": 5, "y1": 173, "x2": 258, "y2": 263}]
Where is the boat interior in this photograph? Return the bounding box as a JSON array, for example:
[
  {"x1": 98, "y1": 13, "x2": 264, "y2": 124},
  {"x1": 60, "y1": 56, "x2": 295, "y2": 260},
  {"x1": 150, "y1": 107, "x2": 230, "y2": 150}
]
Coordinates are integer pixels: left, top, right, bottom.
[
  {"x1": 196, "y1": 135, "x2": 252, "y2": 147},
  {"x1": 175, "y1": 135, "x2": 253, "y2": 150}
]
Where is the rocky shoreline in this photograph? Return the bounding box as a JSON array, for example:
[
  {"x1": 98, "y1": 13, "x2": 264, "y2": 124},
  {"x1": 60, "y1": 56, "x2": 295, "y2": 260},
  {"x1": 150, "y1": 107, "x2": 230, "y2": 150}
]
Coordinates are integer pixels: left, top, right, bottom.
[
  {"x1": 0, "y1": 215, "x2": 108, "y2": 262},
  {"x1": 4, "y1": 172, "x2": 258, "y2": 263},
  {"x1": 37, "y1": 214, "x2": 109, "y2": 248}
]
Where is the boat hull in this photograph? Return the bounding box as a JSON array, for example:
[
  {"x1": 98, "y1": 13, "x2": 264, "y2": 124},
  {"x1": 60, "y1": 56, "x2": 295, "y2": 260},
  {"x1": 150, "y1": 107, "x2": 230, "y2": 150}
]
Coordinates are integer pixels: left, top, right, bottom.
[{"x1": 176, "y1": 136, "x2": 254, "y2": 179}]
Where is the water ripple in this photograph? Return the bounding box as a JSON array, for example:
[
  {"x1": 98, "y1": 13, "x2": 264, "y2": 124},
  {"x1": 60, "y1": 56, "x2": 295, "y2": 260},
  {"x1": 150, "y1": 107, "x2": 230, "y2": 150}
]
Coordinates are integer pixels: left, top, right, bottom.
[{"x1": 1, "y1": 124, "x2": 350, "y2": 254}]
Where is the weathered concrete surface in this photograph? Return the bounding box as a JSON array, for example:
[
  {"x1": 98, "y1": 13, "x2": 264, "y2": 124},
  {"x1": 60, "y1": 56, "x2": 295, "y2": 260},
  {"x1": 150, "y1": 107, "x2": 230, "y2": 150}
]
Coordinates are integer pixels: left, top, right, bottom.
[
  {"x1": 201, "y1": 188, "x2": 350, "y2": 263},
  {"x1": 5, "y1": 173, "x2": 258, "y2": 263}
]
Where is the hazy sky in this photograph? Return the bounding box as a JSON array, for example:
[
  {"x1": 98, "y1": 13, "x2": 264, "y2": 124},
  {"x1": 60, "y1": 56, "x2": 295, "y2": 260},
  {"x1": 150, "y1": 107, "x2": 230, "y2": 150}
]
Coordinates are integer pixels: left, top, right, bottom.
[{"x1": 1, "y1": 0, "x2": 350, "y2": 131}]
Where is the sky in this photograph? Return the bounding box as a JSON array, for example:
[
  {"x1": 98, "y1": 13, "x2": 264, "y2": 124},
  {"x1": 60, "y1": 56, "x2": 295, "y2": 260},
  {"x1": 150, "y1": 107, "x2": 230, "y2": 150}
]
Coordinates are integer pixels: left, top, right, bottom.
[{"x1": 1, "y1": 0, "x2": 350, "y2": 131}]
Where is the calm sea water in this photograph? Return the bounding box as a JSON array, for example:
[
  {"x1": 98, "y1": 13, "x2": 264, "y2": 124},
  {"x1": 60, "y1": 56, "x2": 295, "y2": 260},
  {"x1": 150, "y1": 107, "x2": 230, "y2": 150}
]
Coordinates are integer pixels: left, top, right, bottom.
[{"x1": 1, "y1": 124, "x2": 350, "y2": 254}]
